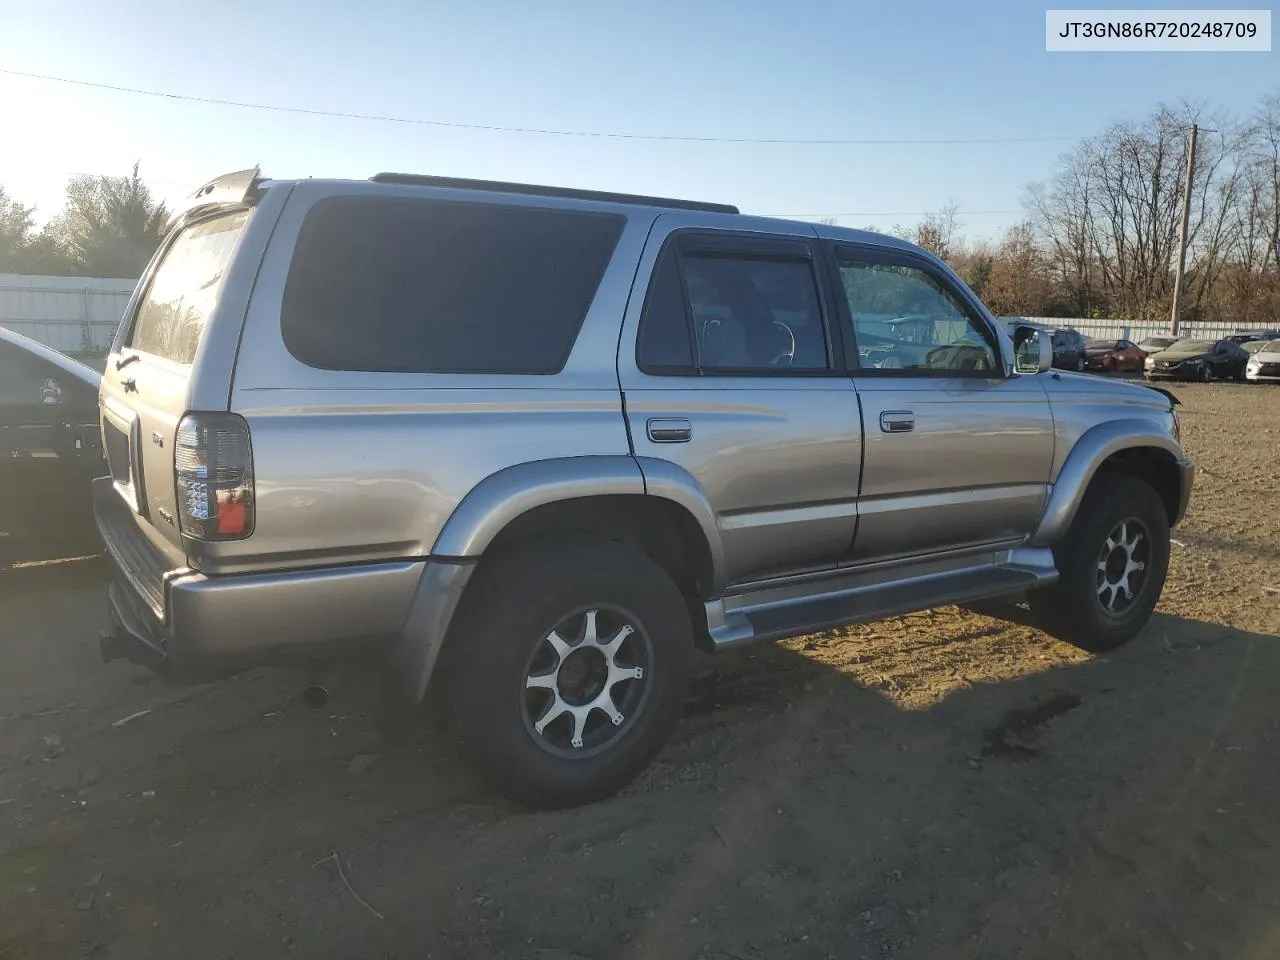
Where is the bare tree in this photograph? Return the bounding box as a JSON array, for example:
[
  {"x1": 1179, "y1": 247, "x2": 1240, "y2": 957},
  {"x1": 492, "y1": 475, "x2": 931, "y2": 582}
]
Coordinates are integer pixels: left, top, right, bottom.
[
  {"x1": 1025, "y1": 102, "x2": 1255, "y2": 324},
  {"x1": 896, "y1": 199, "x2": 963, "y2": 261},
  {"x1": 982, "y1": 222, "x2": 1052, "y2": 315}
]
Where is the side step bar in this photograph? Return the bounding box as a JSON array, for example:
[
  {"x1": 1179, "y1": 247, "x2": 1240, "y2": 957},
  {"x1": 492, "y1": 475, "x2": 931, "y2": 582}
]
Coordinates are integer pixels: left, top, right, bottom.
[{"x1": 705, "y1": 547, "x2": 1059, "y2": 649}]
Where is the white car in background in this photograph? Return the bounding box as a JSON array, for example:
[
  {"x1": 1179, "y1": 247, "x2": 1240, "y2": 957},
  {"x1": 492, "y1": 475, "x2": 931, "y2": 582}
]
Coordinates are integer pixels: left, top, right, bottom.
[{"x1": 1245, "y1": 339, "x2": 1280, "y2": 382}]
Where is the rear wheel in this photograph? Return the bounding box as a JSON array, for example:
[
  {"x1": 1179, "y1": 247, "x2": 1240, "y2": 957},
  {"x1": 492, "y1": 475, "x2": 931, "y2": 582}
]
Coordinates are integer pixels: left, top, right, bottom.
[
  {"x1": 1199, "y1": 364, "x2": 1211, "y2": 382},
  {"x1": 1074, "y1": 356, "x2": 1085, "y2": 372},
  {"x1": 1030, "y1": 473, "x2": 1170, "y2": 652},
  {"x1": 439, "y1": 536, "x2": 695, "y2": 808}
]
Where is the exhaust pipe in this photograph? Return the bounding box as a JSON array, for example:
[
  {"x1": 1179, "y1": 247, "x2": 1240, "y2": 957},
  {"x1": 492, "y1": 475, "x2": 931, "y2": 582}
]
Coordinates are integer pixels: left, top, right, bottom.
[{"x1": 302, "y1": 662, "x2": 338, "y2": 710}]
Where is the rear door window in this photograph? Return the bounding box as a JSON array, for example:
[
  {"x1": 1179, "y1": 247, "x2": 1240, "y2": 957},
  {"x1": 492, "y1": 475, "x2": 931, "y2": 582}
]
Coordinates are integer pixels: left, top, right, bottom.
[
  {"x1": 127, "y1": 210, "x2": 248, "y2": 365},
  {"x1": 281, "y1": 196, "x2": 625, "y2": 374}
]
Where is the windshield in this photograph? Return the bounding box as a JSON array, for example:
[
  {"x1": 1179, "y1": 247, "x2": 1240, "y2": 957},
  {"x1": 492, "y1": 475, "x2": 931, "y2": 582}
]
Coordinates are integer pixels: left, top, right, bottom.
[
  {"x1": 1164, "y1": 339, "x2": 1215, "y2": 354},
  {"x1": 1141, "y1": 337, "x2": 1175, "y2": 349},
  {"x1": 1257, "y1": 340, "x2": 1280, "y2": 354},
  {"x1": 1085, "y1": 337, "x2": 1115, "y2": 348}
]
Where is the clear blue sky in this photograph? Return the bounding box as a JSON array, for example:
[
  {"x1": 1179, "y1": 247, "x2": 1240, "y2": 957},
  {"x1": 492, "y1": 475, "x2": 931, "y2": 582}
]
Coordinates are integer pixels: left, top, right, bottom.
[{"x1": 1, "y1": 0, "x2": 1275, "y2": 241}]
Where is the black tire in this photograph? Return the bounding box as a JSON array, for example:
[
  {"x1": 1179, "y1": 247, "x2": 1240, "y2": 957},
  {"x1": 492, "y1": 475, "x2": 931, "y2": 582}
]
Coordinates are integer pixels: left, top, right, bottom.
[
  {"x1": 1074, "y1": 355, "x2": 1085, "y2": 372},
  {"x1": 1199, "y1": 364, "x2": 1211, "y2": 382},
  {"x1": 1029, "y1": 473, "x2": 1170, "y2": 652},
  {"x1": 438, "y1": 536, "x2": 695, "y2": 808}
]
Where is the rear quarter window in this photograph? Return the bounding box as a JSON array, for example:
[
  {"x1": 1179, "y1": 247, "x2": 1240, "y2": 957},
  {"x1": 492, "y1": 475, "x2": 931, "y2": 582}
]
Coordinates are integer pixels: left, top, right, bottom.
[
  {"x1": 281, "y1": 196, "x2": 626, "y2": 374},
  {"x1": 127, "y1": 210, "x2": 249, "y2": 365}
]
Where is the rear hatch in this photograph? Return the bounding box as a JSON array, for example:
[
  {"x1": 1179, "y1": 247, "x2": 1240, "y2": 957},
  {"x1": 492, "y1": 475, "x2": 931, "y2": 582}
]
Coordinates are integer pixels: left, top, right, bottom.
[{"x1": 100, "y1": 200, "x2": 254, "y2": 567}]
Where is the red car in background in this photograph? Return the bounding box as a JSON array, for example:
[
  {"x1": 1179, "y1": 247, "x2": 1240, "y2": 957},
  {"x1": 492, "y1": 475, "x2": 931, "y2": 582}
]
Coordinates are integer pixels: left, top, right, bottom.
[{"x1": 1083, "y1": 338, "x2": 1146, "y2": 372}]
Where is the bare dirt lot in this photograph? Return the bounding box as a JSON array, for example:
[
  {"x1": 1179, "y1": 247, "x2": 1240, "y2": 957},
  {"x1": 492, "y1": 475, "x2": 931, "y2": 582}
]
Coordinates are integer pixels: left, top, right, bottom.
[{"x1": 2, "y1": 381, "x2": 1278, "y2": 960}]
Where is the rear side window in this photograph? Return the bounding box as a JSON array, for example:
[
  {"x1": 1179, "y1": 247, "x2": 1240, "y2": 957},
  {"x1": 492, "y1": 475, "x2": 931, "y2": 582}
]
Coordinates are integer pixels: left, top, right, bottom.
[
  {"x1": 128, "y1": 211, "x2": 249, "y2": 365},
  {"x1": 282, "y1": 196, "x2": 625, "y2": 374}
]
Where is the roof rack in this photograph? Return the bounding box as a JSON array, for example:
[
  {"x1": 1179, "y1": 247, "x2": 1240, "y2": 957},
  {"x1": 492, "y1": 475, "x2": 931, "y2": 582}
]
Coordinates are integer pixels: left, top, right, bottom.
[{"x1": 369, "y1": 173, "x2": 739, "y2": 215}]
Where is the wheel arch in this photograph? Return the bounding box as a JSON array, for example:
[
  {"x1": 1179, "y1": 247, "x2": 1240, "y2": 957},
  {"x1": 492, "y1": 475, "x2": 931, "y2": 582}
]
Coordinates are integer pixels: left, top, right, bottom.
[
  {"x1": 1030, "y1": 419, "x2": 1191, "y2": 547},
  {"x1": 430, "y1": 456, "x2": 725, "y2": 598},
  {"x1": 391, "y1": 457, "x2": 723, "y2": 709}
]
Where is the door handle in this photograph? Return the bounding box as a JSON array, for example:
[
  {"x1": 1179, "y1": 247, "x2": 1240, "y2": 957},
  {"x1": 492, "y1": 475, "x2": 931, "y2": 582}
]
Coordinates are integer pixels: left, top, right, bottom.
[
  {"x1": 880, "y1": 410, "x2": 914, "y2": 433},
  {"x1": 647, "y1": 418, "x2": 692, "y2": 443}
]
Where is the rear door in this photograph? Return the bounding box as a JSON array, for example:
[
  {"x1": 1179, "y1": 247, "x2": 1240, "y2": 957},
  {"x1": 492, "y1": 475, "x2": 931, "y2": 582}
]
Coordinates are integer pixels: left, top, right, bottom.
[
  {"x1": 100, "y1": 209, "x2": 252, "y2": 552},
  {"x1": 618, "y1": 217, "x2": 862, "y2": 587}
]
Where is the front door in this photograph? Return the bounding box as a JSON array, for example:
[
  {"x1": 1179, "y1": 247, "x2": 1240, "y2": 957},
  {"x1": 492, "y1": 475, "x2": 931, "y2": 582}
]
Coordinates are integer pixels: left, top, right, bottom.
[
  {"x1": 618, "y1": 219, "x2": 862, "y2": 587},
  {"x1": 825, "y1": 242, "x2": 1055, "y2": 565}
]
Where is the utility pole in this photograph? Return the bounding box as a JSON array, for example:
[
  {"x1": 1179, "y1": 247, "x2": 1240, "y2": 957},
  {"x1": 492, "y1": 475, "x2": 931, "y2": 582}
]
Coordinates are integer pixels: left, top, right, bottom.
[{"x1": 1169, "y1": 122, "x2": 1198, "y2": 336}]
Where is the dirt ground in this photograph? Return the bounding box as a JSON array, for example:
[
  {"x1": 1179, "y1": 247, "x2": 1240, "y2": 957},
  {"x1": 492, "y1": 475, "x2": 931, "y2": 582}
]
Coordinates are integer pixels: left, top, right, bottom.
[{"x1": 2, "y1": 380, "x2": 1278, "y2": 960}]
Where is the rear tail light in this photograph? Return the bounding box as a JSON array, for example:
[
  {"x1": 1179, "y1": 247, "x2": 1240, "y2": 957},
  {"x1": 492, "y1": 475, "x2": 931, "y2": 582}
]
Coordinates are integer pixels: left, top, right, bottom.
[{"x1": 174, "y1": 413, "x2": 254, "y2": 540}]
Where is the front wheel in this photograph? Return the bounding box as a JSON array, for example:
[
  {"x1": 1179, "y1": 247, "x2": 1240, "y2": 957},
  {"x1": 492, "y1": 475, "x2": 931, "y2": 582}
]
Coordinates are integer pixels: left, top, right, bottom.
[
  {"x1": 1029, "y1": 473, "x2": 1170, "y2": 652},
  {"x1": 439, "y1": 536, "x2": 695, "y2": 808}
]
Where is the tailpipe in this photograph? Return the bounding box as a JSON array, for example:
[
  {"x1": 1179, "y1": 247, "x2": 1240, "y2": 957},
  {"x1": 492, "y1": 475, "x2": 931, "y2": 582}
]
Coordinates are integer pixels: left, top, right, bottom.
[{"x1": 302, "y1": 662, "x2": 338, "y2": 710}]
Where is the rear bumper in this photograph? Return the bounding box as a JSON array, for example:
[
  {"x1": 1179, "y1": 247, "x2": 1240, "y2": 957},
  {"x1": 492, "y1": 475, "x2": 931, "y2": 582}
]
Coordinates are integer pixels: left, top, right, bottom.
[{"x1": 93, "y1": 477, "x2": 472, "y2": 691}]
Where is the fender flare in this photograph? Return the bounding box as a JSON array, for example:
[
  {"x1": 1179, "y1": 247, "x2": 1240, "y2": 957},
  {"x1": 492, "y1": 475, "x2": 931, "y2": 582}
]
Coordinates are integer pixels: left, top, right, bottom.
[
  {"x1": 430, "y1": 456, "x2": 647, "y2": 557},
  {"x1": 389, "y1": 456, "x2": 726, "y2": 706},
  {"x1": 634, "y1": 456, "x2": 727, "y2": 597},
  {"x1": 430, "y1": 456, "x2": 727, "y2": 594},
  {"x1": 1030, "y1": 419, "x2": 1189, "y2": 547}
]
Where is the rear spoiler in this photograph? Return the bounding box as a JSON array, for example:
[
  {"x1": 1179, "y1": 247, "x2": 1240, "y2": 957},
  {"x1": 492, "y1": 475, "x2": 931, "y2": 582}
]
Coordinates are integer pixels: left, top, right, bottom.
[{"x1": 166, "y1": 166, "x2": 263, "y2": 231}]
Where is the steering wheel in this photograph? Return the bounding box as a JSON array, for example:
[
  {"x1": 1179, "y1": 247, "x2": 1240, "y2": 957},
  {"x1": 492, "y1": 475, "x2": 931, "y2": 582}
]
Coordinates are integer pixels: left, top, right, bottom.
[
  {"x1": 925, "y1": 344, "x2": 992, "y2": 372},
  {"x1": 768, "y1": 320, "x2": 796, "y2": 367}
]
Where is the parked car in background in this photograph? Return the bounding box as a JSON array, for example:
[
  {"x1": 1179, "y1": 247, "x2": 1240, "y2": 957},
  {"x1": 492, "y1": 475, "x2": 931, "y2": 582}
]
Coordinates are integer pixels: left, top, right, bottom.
[
  {"x1": 1137, "y1": 335, "x2": 1179, "y2": 356},
  {"x1": 1245, "y1": 340, "x2": 1280, "y2": 382},
  {"x1": 0, "y1": 327, "x2": 105, "y2": 560},
  {"x1": 1144, "y1": 338, "x2": 1249, "y2": 382},
  {"x1": 1083, "y1": 338, "x2": 1145, "y2": 372},
  {"x1": 1243, "y1": 339, "x2": 1270, "y2": 356},
  {"x1": 1050, "y1": 328, "x2": 1088, "y2": 371}
]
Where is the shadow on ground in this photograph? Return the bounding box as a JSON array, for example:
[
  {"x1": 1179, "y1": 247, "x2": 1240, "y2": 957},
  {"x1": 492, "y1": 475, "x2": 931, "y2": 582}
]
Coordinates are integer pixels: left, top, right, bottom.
[{"x1": 1, "y1": 558, "x2": 1278, "y2": 960}]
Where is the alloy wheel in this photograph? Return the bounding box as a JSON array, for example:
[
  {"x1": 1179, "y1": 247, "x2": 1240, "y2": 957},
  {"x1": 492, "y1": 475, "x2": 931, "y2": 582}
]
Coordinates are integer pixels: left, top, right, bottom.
[
  {"x1": 1096, "y1": 519, "x2": 1150, "y2": 617},
  {"x1": 522, "y1": 606, "x2": 653, "y2": 758}
]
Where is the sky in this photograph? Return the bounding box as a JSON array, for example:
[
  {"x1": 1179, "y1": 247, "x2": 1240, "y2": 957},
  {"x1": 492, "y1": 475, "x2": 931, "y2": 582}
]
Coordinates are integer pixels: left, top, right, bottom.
[{"x1": 0, "y1": 0, "x2": 1276, "y2": 243}]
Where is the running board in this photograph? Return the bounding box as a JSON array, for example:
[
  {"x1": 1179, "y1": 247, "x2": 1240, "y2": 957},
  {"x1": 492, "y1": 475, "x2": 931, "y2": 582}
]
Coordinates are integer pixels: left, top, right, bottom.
[{"x1": 704, "y1": 547, "x2": 1058, "y2": 649}]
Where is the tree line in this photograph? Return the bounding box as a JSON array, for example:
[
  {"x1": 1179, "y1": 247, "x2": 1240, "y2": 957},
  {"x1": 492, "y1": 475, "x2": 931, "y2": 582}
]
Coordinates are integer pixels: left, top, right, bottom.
[
  {"x1": 0, "y1": 163, "x2": 168, "y2": 279},
  {"x1": 848, "y1": 92, "x2": 1280, "y2": 327},
  {"x1": 4, "y1": 92, "x2": 1279, "y2": 326}
]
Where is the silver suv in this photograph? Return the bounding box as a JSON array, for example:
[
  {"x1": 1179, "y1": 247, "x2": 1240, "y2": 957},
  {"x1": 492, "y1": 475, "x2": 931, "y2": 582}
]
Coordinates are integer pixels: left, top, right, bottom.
[{"x1": 95, "y1": 169, "x2": 1194, "y2": 807}]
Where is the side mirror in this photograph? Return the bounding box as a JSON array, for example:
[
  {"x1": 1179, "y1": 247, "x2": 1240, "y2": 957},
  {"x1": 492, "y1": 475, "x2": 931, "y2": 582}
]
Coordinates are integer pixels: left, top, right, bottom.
[{"x1": 1013, "y1": 325, "x2": 1052, "y2": 374}]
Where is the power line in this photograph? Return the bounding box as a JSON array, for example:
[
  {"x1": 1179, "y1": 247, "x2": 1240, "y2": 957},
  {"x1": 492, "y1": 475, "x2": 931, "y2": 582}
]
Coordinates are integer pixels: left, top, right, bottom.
[{"x1": 1, "y1": 68, "x2": 1080, "y2": 147}]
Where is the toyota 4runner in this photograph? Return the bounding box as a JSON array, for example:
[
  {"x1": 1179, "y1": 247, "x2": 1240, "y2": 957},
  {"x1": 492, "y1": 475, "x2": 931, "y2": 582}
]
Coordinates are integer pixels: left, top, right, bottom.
[{"x1": 95, "y1": 169, "x2": 1194, "y2": 808}]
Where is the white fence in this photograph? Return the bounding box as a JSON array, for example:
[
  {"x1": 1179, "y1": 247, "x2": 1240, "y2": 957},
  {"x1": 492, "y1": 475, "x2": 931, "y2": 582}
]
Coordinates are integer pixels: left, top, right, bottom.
[
  {"x1": 0, "y1": 274, "x2": 135, "y2": 356},
  {"x1": 1000, "y1": 316, "x2": 1250, "y2": 342}
]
